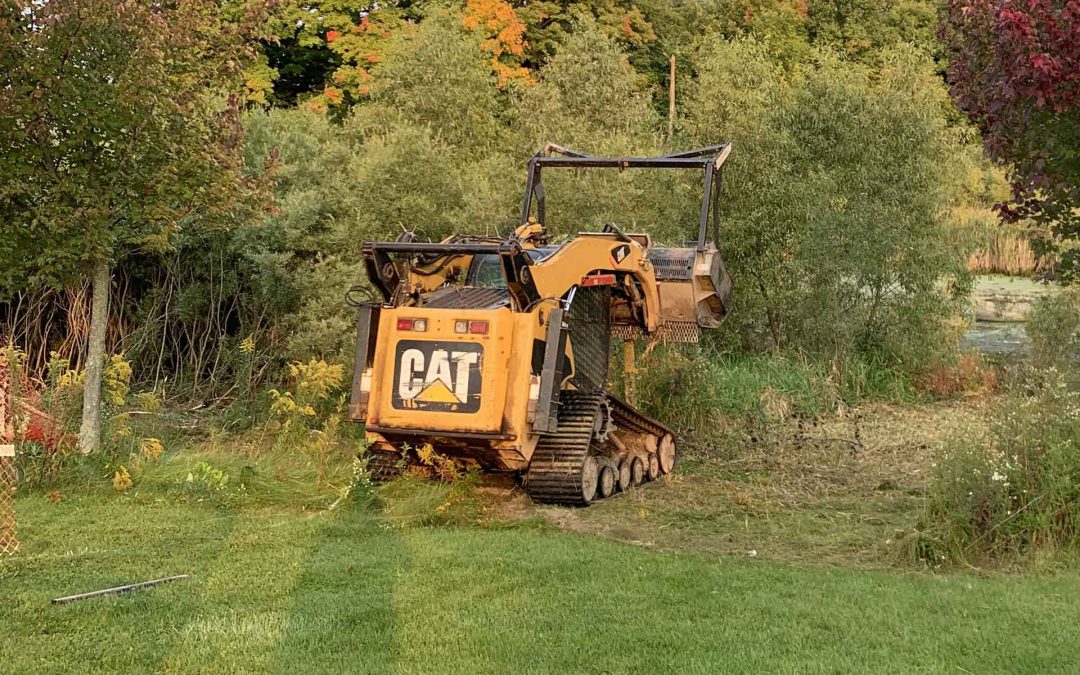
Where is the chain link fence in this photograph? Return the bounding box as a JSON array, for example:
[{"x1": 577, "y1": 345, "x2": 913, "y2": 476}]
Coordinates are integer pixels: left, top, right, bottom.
[{"x1": 0, "y1": 354, "x2": 18, "y2": 556}]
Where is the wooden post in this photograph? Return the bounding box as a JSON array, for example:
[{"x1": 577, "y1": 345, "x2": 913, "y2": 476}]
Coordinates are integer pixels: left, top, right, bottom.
[
  {"x1": 668, "y1": 55, "x2": 676, "y2": 143},
  {"x1": 623, "y1": 340, "x2": 636, "y2": 406}
]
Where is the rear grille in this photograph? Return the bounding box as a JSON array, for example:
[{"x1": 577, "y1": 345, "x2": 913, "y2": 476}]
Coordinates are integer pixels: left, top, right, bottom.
[{"x1": 424, "y1": 287, "x2": 510, "y2": 310}]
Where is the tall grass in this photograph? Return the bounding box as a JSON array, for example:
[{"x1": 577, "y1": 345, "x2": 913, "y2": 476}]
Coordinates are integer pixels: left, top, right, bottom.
[
  {"x1": 966, "y1": 227, "x2": 1050, "y2": 276},
  {"x1": 919, "y1": 370, "x2": 1080, "y2": 566},
  {"x1": 634, "y1": 347, "x2": 916, "y2": 456}
]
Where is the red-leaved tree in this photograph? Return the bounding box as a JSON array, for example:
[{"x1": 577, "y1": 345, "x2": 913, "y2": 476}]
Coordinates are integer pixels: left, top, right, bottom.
[{"x1": 941, "y1": 0, "x2": 1080, "y2": 280}]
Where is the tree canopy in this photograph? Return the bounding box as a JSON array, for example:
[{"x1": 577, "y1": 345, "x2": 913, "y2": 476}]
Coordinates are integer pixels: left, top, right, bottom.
[
  {"x1": 0, "y1": 0, "x2": 1009, "y2": 406},
  {"x1": 0, "y1": 0, "x2": 263, "y2": 293},
  {"x1": 941, "y1": 0, "x2": 1080, "y2": 280},
  {"x1": 249, "y1": 1, "x2": 943, "y2": 111}
]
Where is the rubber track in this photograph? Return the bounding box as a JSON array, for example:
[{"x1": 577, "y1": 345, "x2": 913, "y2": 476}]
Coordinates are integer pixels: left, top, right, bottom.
[
  {"x1": 607, "y1": 394, "x2": 674, "y2": 439},
  {"x1": 524, "y1": 391, "x2": 604, "y2": 506},
  {"x1": 366, "y1": 451, "x2": 404, "y2": 483}
]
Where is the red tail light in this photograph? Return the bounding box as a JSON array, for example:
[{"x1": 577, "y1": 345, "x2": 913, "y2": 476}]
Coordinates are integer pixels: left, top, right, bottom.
[
  {"x1": 396, "y1": 318, "x2": 427, "y2": 332},
  {"x1": 582, "y1": 273, "x2": 617, "y2": 287},
  {"x1": 453, "y1": 319, "x2": 488, "y2": 334},
  {"x1": 397, "y1": 318, "x2": 414, "y2": 331}
]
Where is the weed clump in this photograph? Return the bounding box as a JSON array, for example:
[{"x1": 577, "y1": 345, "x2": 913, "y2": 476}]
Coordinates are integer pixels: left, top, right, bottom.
[
  {"x1": 915, "y1": 352, "x2": 999, "y2": 399},
  {"x1": 919, "y1": 370, "x2": 1080, "y2": 566},
  {"x1": 378, "y1": 474, "x2": 480, "y2": 528}
]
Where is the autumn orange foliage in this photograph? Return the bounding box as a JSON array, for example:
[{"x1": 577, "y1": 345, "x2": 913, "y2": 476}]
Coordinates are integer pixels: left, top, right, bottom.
[
  {"x1": 463, "y1": 0, "x2": 532, "y2": 87},
  {"x1": 323, "y1": 87, "x2": 342, "y2": 105},
  {"x1": 917, "y1": 354, "x2": 999, "y2": 399}
]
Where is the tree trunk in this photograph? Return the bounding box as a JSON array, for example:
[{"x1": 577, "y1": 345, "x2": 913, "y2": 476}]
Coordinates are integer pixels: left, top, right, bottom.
[{"x1": 78, "y1": 259, "x2": 111, "y2": 454}]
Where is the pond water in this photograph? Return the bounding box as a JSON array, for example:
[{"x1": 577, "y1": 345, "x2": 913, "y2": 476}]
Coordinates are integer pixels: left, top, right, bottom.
[
  {"x1": 959, "y1": 275, "x2": 1057, "y2": 358},
  {"x1": 962, "y1": 321, "x2": 1030, "y2": 357}
]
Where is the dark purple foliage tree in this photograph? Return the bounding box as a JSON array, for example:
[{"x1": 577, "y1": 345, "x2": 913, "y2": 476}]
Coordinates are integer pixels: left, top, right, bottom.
[{"x1": 941, "y1": 0, "x2": 1080, "y2": 280}]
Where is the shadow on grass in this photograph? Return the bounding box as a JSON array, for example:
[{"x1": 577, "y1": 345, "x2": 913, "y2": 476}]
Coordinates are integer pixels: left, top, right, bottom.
[{"x1": 268, "y1": 500, "x2": 411, "y2": 674}]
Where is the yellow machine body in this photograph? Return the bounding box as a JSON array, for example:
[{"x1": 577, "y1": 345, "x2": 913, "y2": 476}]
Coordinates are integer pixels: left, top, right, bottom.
[
  {"x1": 350, "y1": 229, "x2": 729, "y2": 471},
  {"x1": 360, "y1": 305, "x2": 539, "y2": 469}
]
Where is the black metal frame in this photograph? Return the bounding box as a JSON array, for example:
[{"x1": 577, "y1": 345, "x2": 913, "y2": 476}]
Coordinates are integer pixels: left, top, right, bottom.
[
  {"x1": 359, "y1": 143, "x2": 731, "y2": 307},
  {"x1": 520, "y1": 143, "x2": 732, "y2": 252},
  {"x1": 348, "y1": 304, "x2": 381, "y2": 420},
  {"x1": 362, "y1": 240, "x2": 541, "y2": 308}
]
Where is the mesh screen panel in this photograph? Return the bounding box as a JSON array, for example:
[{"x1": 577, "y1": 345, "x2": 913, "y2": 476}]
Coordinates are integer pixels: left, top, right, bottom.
[{"x1": 567, "y1": 287, "x2": 611, "y2": 393}]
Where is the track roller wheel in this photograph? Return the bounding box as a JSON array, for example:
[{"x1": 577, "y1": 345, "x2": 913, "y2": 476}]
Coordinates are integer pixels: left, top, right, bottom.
[
  {"x1": 527, "y1": 452, "x2": 598, "y2": 505},
  {"x1": 597, "y1": 460, "x2": 617, "y2": 499},
  {"x1": 646, "y1": 452, "x2": 660, "y2": 481},
  {"x1": 657, "y1": 434, "x2": 677, "y2": 474},
  {"x1": 580, "y1": 456, "x2": 599, "y2": 503},
  {"x1": 615, "y1": 455, "x2": 632, "y2": 492},
  {"x1": 630, "y1": 456, "x2": 645, "y2": 486}
]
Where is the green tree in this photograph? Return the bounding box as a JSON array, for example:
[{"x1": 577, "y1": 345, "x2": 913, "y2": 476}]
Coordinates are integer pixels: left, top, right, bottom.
[
  {"x1": 511, "y1": 20, "x2": 668, "y2": 236},
  {"x1": 684, "y1": 38, "x2": 971, "y2": 365},
  {"x1": 260, "y1": 0, "x2": 434, "y2": 111},
  {"x1": 364, "y1": 10, "x2": 506, "y2": 150},
  {"x1": 806, "y1": 0, "x2": 939, "y2": 62},
  {"x1": 231, "y1": 17, "x2": 518, "y2": 364},
  {"x1": 513, "y1": 1, "x2": 658, "y2": 67},
  {"x1": 0, "y1": 0, "x2": 262, "y2": 451}
]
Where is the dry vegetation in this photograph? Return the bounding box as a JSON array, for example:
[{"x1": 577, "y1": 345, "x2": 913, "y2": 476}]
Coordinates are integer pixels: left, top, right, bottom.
[{"x1": 967, "y1": 228, "x2": 1052, "y2": 276}]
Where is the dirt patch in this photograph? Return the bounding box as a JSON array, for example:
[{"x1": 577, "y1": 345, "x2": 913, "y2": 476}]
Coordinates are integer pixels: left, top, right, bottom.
[
  {"x1": 471, "y1": 476, "x2": 536, "y2": 523},
  {"x1": 511, "y1": 398, "x2": 993, "y2": 569}
]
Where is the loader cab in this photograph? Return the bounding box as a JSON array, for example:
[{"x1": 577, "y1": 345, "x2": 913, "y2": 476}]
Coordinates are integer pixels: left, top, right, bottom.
[{"x1": 468, "y1": 246, "x2": 562, "y2": 289}]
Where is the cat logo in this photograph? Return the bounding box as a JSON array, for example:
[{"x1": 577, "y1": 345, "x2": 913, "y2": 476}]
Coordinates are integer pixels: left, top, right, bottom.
[
  {"x1": 391, "y1": 340, "x2": 483, "y2": 413},
  {"x1": 611, "y1": 243, "x2": 631, "y2": 265}
]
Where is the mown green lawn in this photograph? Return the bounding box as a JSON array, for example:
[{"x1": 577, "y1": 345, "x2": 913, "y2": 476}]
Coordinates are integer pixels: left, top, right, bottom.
[{"x1": 2, "y1": 493, "x2": 1078, "y2": 674}]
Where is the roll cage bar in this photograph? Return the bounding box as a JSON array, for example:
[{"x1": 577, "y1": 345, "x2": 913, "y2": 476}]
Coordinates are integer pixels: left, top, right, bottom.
[
  {"x1": 519, "y1": 143, "x2": 732, "y2": 252},
  {"x1": 360, "y1": 143, "x2": 732, "y2": 306},
  {"x1": 361, "y1": 240, "x2": 540, "y2": 308}
]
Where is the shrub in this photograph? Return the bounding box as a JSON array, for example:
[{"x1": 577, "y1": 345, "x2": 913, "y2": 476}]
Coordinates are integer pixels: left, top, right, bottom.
[
  {"x1": 6, "y1": 347, "x2": 164, "y2": 488},
  {"x1": 634, "y1": 345, "x2": 914, "y2": 457},
  {"x1": 1027, "y1": 288, "x2": 1080, "y2": 384},
  {"x1": 922, "y1": 371, "x2": 1080, "y2": 565},
  {"x1": 683, "y1": 39, "x2": 973, "y2": 368},
  {"x1": 263, "y1": 359, "x2": 361, "y2": 486}
]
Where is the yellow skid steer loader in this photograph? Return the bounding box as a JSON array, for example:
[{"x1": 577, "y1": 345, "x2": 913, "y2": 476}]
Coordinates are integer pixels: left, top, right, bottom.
[{"x1": 348, "y1": 144, "x2": 733, "y2": 505}]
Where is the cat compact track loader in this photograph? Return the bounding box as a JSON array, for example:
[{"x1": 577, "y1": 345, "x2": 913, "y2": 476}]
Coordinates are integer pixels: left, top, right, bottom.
[{"x1": 347, "y1": 144, "x2": 733, "y2": 505}]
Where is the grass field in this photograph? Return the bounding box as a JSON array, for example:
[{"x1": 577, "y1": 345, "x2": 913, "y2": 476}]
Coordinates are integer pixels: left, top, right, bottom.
[{"x1": 3, "y1": 490, "x2": 1080, "y2": 674}]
